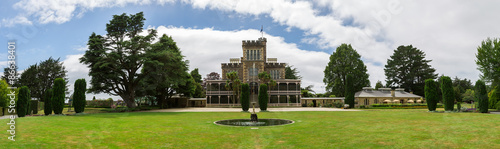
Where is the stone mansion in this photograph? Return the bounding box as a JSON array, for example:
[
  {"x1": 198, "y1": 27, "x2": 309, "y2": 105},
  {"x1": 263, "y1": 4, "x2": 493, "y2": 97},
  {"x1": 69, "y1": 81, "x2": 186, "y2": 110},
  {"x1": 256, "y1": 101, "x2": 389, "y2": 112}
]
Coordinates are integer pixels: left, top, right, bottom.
[{"x1": 205, "y1": 37, "x2": 301, "y2": 106}]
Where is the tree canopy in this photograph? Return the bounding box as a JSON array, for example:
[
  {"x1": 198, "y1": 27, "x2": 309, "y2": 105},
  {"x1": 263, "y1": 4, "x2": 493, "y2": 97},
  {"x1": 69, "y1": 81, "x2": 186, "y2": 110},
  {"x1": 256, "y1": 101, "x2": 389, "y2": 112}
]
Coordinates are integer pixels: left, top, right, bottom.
[
  {"x1": 80, "y1": 12, "x2": 159, "y2": 108},
  {"x1": 375, "y1": 81, "x2": 384, "y2": 90},
  {"x1": 17, "y1": 57, "x2": 67, "y2": 102},
  {"x1": 384, "y1": 45, "x2": 437, "y2": 96},
  {"x1": 285, "y1": 65, "x2": 301, "y2": 79},
  {"x1": 323, "y1": 43, "x2": 370, "y2": 97},
  {"x1": 476, "y1": 38, "x2": 500, "y2": 86}
]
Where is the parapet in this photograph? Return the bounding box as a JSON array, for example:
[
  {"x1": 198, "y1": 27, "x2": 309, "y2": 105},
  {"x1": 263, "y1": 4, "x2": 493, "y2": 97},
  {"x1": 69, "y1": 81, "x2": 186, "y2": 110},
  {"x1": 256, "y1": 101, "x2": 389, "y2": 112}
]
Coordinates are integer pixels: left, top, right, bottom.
[{"x1": 242, "y1": 37, "x2": 267, "y2": 46}]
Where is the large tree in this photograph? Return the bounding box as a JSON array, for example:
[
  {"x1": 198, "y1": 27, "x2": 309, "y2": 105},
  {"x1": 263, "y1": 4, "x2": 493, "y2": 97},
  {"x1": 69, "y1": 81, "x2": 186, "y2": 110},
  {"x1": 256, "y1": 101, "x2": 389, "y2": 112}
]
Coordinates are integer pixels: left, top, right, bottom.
[
  {"x1": 375, "y1": 81, "x2": 384, "y2": 90},
  {"x1": 384, "y1": 45, "x2": 437, "y2": 96},
  {"x1": 476, "y1": 38, "x2": 500, "y2": 86},
  {"x1": 345, "y1": 74, "x2": 355, "y2": 108},
  {"x1": 324, "y1": 43, "x2": 370, "y2": 97},
  {"x1": 140, "y1": 34, "x2": 191, "y2": 108},
  {"x1": 285, "y1": 65, "x2": 301, "y2": 79},
  {"x1": 80, "y1": 12, "x2": 157, "y2": 108}
]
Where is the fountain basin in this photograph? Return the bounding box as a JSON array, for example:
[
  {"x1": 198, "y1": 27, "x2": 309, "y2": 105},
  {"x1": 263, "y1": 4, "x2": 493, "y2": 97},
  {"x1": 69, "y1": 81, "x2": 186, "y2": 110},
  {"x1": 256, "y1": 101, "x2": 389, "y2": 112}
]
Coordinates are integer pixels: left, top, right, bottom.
[{"x1": 214, "y1": 119, "x2": 294, "y2": 126}]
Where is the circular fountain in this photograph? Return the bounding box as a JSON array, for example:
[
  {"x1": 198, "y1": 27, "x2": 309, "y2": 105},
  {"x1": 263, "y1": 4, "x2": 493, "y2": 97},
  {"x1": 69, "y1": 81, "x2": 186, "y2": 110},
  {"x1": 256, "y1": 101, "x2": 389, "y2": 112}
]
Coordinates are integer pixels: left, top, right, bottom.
[{"x1": 214, "y1": 102, "x2": 294, "y2": 126}]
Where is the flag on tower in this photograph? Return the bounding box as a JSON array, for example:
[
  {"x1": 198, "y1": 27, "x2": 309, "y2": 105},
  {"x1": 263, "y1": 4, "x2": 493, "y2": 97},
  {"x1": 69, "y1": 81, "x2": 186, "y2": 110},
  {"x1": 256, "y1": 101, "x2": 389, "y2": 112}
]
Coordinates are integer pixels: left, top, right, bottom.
[{"x1": 260, "y1": 25, "x2": 263, "y2": 33}]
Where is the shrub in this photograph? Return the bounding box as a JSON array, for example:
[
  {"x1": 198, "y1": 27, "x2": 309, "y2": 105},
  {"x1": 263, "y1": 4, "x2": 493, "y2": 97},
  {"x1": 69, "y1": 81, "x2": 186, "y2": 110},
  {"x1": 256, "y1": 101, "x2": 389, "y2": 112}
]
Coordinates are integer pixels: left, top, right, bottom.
[
  {"x1": 440, "y1": 76, "x2": 454, "y2": 111},
  {"x1": 475, "y1": 80, "x2": 488, "y2": 113},
  {"x1": 52, "y1": 78, "x2": 66, "y2": 114},
  {"x1": 258, "y1": 84, "x2": 268, "y2": 111},
  {"x1": 425, "y1": 79, "x2": 438, "y2": 111},
  {"x1": 240, "y1": 83, "x2": 249, "y2": 112},
  {"x1": 334, "y1": 101, "x2": 344, "y2": 108},
  {"x1": 344, "y1": 74, "x2": 355, "y2": 108},
  {"x1": 301, "y1": 103, "x2": 307, "y2": 107},
  {"x1": 44, "y1": 89, "x2": 53, "y2": 115},
  {"x1": 86, "y1": 99, "x2": 114, "y2": 108},
  {"x1": 73, "y1": 79, "x2": 87, "y2": 113},
  {"x1": 457, "y1": 102, "x2": 461, "y2": 112},
  {"x1": 496, "y1": 101, "x2": 500, "y2": 110},
  {"x1": 30, "y1": 100, "x2": 38, "y2": 114},
  {"x1": 489, "y1": 87, "x2": 499, "y2": 109},
  {"x1": 16, "y1": 86, "x2": 30, "y2": 117}
]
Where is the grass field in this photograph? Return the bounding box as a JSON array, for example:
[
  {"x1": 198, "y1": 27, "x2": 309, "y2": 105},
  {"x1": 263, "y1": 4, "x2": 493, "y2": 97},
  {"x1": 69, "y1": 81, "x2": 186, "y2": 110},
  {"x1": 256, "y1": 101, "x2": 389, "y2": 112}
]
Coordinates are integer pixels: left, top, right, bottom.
[{"x1": 1, "y1": 109, "x2": 499, "y2": 148}]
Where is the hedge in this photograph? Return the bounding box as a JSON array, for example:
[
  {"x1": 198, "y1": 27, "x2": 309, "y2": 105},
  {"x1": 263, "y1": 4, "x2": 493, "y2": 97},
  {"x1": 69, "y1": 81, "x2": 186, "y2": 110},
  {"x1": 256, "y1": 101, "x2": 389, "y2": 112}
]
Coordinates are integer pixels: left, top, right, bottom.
[
  {"x1": 86, "y1": 99, "x2": 114, "y2": 108},
  {"x1": 370, "y1": 104, "x2": 444, "y2": 109}
]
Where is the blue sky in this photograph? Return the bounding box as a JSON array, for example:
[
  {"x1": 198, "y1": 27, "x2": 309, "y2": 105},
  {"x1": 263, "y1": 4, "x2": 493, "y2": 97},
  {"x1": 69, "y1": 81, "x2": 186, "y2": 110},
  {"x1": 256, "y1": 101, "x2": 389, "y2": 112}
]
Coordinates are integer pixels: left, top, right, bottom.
[{"x1": 2, "y1": 0, "x2": 500, "y2": 99}]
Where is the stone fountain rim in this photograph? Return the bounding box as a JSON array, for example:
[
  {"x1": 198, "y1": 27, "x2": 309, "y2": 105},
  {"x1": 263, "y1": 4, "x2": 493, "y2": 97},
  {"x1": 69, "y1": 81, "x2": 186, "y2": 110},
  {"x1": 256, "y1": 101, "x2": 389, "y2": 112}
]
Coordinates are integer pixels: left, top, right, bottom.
[{"x1": 213, "y1": 118, "x2": 295, "y2": 127}]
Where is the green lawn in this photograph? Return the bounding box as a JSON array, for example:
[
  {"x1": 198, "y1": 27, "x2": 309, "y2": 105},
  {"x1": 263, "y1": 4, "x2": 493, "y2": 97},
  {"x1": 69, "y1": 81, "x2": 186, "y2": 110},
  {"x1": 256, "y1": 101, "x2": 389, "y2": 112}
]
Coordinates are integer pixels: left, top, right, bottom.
[{"x1": 1, "y1": 110, "x2": 499, "y2": 148}]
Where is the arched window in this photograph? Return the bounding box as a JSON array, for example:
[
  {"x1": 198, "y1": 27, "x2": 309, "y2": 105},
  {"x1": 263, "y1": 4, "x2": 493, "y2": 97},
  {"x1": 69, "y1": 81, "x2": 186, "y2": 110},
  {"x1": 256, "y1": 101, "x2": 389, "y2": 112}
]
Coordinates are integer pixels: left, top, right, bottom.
[{"x1": 364, "y1": 98, "x2": 369, "y2": 105}]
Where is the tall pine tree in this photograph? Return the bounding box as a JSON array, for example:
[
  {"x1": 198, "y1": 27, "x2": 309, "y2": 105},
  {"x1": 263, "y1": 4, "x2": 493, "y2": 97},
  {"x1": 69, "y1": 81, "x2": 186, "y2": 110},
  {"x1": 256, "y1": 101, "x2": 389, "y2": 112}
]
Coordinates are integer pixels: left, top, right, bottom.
[{"x1": 385, "y1": 45, "x2": 437, "y2": 96}]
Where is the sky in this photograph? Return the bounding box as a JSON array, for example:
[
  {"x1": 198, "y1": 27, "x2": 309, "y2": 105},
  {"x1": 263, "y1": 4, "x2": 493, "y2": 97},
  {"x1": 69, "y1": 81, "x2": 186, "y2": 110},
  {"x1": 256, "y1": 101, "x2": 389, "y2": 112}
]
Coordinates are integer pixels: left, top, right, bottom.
[{"x1": 1, "y1": 0, "x2": 499, "y2": 100}]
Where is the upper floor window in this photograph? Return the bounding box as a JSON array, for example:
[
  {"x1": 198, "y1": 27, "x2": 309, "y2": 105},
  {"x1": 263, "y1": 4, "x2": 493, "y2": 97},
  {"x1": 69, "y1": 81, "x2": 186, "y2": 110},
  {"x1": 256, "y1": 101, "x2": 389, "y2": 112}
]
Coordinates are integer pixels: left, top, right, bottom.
[
  {"x1": 249, "y1": 68, "x2": 258, "y2": 76},
  {"x1": 270, "y1": 70, "x2": 280, "y2": 79},
  {"x1": 247, "y1": 49, "x2": 260, "y2": 60}
]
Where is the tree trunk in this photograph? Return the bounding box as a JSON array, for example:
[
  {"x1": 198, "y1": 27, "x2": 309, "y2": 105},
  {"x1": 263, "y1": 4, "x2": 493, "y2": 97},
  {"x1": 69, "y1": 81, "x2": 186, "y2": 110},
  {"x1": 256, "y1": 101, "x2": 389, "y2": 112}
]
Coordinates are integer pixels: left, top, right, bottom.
[{"x1": 121, "y1": 93, "x2": 137, "y2": 108}]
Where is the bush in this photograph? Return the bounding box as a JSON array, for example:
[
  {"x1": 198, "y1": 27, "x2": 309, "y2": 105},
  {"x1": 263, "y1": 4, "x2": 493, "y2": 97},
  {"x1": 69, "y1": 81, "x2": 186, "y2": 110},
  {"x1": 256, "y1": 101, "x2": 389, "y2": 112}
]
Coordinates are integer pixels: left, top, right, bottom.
[
  {"x1": 489, "y1": 87, "x2": 499, "y2": 109},
  {"x1": 73, "y1": 79, "x2": 87, "y2": 113},
  {"x1": 345, "y1": 74, "x2": 355, "y2": 108},
  {"x1": 475, "y1": 80, "x2": 488, "y2": 113},
  {"x1": 496, "y1": 101, "x2": 500, "y2": 110},
  {"x1": 440, "y1": 76, "x2": 454, "y2": 111},
  {"x1": 370, "y1": 104, "x2": 444, "y2": 109},
  {"x1": 334, "y1": 101, "x2": 344, "y2": 108},
  {"x1": 86, "y1": 99, "x2": 114, "y2": 108},
  {"x1": 52, "y1": 78, "x2": 66, "y2": 114},
  {"x1": 258, "y1": 84, "x2": 268, "y2": 111},
  {"x1": 240, "y1": 83, "x2": 249, "y2": 112},
  {"x1": 425, "y1": 79, "x2": 438, "y2": 111},
  {"x1": 30, "y1": 100, "x2": 38, "y2": 114},
  {"x1": 301, "y1": 103, "x2": 307, "y2": 107},
  {"x1": 44, "y1": 89, "x2": 53, "y2": 115},
  {"x1": 457, "y1": 102, "x2": 461, "y2": 112},
  {"x1": 16, "y1": 86, "x2": 30, "y2": 117}
]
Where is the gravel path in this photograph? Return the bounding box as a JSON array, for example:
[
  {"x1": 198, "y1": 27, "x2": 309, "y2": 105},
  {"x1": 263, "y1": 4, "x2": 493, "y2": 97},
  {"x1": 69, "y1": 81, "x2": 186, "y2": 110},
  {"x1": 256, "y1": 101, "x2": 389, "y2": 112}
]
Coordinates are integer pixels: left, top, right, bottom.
[{"x1": 143, "y1": 107, "x2": 361, "y2": 113}]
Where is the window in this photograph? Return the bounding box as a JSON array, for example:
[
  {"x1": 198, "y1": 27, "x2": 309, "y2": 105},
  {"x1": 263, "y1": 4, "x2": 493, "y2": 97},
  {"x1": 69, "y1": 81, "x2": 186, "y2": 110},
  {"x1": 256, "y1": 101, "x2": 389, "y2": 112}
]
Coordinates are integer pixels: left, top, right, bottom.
[
  {"x1": 270, "y1": 70, "x2": 280, "y2": 79},
  {"x1": 374, "y1": 99, "x2": 378, "y2": 104},
  {"x1": 257, "y1": 50, "x2": 260, "y2": 60},
  {"x1": 248, "y1": 68, "x2": 258, "y2": 76},
  {"x1": 364, "y1": 99, "x2": 369, "y2": 105}
]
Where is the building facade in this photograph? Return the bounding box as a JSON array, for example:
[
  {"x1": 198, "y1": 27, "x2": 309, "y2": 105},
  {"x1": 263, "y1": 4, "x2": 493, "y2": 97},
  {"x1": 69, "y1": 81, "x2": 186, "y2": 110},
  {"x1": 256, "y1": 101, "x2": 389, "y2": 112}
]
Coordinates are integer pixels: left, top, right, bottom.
[
  {"x1": 206, "y1": 37, "x2": 301, "y2": 106},
  {"x1": 355, "y1": 87, "x2": 424, "y2": 107}
]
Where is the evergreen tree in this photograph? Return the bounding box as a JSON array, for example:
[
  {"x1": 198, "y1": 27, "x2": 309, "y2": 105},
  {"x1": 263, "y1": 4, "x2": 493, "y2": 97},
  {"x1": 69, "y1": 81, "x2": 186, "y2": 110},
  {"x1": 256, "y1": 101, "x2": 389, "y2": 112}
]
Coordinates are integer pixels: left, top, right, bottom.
[
  {"x1": 17, "y1": 86, "x2": 30, "y2": 117},
  {"x1": 0, "y1": 80, "x2": 8, "y2": 116},
  {"x1": 258, "y1": 84, "x2": 268, "y2": 111},
  {"x1": 385, "y1": 45, "x2": 437, "y2": 96},
  {"x1": 52, "y1": 78, "x2": 65, "y2": 114},
  {"x1": 475, "y1": 80, "x2": 488, "y2": 113},
  {"x1": 345, "y1": 74, "x2": 355, "y2": 108},
  {"x1": 240, "y1": 83, "x2": 250, "y2": 112},
  {"x1": 73, "y1": 79, "x2": 87, "y2": 113},
  {"x1": 375, "y1": 81, "x2": 384, "y2": 90},
  {"x1": 285, "y1": 65, "x2": 301, "y2": 79},
  {"x1": 425, "y1": 79, "x2": 438, "y2": 111},
  {"x1": 324, "y1": 43, "x2": 370, "y2": 97},
  {"x1": 80, "y1": 12, "x2": 159, "y2": 108},
  {"x1": 441, "y1": 76, "x2": 454, "y2": 111},
  {"x1": 44, "y1": 89, "x2": 53, "y2": 115}
]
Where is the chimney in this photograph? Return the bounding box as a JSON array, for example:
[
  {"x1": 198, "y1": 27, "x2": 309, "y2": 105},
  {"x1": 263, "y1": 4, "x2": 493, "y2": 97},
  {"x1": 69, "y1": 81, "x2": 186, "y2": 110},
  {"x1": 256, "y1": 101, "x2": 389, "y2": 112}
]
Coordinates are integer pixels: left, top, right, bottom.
[{"x1": 391, "y1": 89, "x2": 395, "y2": 97}]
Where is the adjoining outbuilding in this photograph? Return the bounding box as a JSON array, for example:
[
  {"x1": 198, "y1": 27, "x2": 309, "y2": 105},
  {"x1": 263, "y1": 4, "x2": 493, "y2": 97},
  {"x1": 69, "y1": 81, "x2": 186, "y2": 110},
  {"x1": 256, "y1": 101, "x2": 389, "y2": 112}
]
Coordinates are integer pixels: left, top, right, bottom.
[{"x1": 355, "y1": 87, "x2": 424, "y2": 107}]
